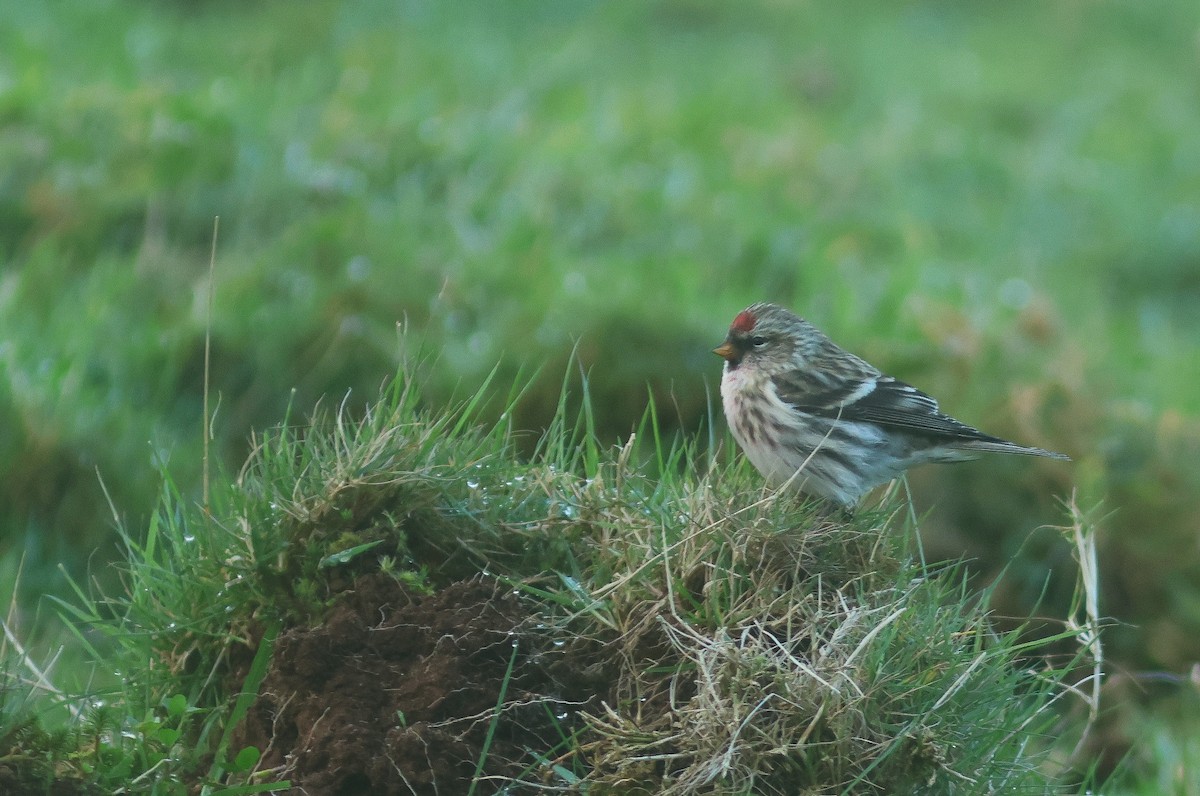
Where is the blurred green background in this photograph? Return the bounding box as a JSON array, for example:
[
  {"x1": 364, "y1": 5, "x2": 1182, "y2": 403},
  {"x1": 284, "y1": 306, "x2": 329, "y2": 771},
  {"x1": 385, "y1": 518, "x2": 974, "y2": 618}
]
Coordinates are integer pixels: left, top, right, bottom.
[{"x1": 2, "y1": 0, "x2": 1199, "y2": 785}]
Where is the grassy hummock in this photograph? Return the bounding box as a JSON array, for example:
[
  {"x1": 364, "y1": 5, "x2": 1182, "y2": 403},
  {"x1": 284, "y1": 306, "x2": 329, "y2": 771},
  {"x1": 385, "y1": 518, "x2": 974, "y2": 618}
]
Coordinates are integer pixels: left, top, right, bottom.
[{"x1": 3, "y1": 363, "x2": 1090, "y2": 793}]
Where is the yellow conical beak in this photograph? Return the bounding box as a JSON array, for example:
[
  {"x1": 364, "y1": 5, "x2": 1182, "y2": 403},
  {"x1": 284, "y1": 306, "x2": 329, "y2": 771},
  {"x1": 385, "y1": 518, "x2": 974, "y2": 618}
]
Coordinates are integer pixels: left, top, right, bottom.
[{"x1": 713, "y1": 341, "x2": 736, "y2": 361}]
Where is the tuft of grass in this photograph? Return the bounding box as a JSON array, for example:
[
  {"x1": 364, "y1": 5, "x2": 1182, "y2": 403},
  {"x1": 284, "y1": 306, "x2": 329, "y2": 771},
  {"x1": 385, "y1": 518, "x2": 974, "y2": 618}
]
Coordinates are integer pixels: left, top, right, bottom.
[
  {"x1": 526, "y1": 461, "x2": 1081, "y2": 794},
  {"x1": 2, "y1": 356, "x2": 1098, "y2": 791}
]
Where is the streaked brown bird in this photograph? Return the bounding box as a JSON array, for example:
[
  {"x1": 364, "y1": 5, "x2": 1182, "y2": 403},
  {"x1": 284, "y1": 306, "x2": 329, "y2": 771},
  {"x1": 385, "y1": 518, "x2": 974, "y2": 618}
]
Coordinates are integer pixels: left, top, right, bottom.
[{"x1": 714, "y1": 302, "x2": 1069, "y2": 506}]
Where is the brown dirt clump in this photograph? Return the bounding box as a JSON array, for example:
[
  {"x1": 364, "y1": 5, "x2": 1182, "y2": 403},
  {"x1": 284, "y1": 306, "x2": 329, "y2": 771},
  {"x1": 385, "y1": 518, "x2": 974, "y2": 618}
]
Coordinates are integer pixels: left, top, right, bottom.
[{"x1": 238, "y1": 573, "x2": 588, "y2": 795}]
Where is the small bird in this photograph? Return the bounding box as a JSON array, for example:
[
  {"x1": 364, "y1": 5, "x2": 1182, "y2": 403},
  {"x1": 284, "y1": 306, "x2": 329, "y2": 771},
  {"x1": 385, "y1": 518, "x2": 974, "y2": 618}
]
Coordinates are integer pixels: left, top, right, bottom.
[{"x1": 714, "y1": 302, "x2": 1069, "y2": 507}]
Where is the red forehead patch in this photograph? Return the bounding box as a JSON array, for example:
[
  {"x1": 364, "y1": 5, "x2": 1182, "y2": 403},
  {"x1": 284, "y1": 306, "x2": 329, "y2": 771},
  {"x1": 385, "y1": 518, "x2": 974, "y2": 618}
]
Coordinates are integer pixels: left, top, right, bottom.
[{"x1": 731, "y1": 310, "x2": 756, "y2": 333}]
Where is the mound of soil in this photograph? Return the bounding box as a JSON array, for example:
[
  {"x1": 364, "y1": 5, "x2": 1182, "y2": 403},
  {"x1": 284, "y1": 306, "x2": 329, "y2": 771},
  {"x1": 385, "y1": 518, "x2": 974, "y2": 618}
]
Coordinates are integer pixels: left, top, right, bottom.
[{"x1": 238, "y1": 574, "x2": 595, "y2": 795}]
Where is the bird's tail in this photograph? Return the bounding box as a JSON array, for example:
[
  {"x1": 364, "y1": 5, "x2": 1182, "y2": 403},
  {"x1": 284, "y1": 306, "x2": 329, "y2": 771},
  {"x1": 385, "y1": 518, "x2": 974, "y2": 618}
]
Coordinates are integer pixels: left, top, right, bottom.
[{"x1": 952, "y1": 438, "x2": 1070, "y2": 460}]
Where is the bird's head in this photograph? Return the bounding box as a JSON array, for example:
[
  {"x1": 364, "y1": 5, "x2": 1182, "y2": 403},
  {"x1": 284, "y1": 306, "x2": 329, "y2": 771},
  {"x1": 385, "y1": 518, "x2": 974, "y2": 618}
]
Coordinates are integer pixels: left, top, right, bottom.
[{"x1": 713, "y1": 302, "x2": 820, "y2": 373}]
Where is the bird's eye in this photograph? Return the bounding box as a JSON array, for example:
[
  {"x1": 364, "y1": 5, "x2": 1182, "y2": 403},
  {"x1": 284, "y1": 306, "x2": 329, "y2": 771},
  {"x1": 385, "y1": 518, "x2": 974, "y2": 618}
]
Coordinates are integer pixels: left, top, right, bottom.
[{"x1": 750, "y1": 335, "x2": 768, "y2": 348}]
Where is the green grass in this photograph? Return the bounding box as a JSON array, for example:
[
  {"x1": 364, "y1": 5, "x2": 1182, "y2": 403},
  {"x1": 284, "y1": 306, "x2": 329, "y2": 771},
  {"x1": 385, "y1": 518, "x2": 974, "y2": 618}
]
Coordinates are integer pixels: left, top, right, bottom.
[
  {"x1": 3, "y1": 363, "x2": 1099, "y2": 792},
  {"x1": 1, "y1": 0, "x2": 1199, "y2": 788}
]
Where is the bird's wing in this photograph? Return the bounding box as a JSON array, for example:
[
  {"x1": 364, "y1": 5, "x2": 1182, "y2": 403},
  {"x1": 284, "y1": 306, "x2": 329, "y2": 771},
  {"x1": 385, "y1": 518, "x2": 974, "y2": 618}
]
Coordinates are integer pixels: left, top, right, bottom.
[{"x1": 774, "y1": 371, "x2": 994, "y2": 440}]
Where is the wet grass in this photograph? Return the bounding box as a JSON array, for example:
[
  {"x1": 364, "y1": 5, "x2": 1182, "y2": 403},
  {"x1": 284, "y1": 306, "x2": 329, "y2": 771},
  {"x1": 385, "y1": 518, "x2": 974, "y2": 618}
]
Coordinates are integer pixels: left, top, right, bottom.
[
  {"x1": 1, "y1": 0, "x2": 1198, "y2": 788},
  {"x1": 2, "y1": 363, "x2": 1102, "y2": 791}
]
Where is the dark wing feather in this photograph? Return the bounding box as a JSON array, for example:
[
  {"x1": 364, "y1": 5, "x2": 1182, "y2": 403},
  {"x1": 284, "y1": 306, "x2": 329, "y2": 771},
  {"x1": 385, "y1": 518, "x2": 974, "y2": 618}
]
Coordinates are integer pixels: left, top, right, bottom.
[
  {"x1": 773, "y1": 364, "x2": 1070, "y2": 459},
  {"x1": 774, "y1": 371, "x2": 1003, "y2": 443},
  {"x1": 838, "y1": 377, "x2": 996, "y2": 440}
]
